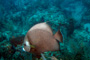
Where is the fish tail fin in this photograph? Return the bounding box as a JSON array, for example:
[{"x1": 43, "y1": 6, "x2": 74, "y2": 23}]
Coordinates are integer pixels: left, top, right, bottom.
[{"x1": 54, "y1": 30, "x2": 63, "y2": 43}]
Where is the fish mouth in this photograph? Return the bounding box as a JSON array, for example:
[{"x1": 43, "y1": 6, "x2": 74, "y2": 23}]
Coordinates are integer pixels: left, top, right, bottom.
[
  {"x1": 22, "y1": 44, "x2": 36, "y2": 52},
  {"x1": 22, "y1": 47, "x2": 26, "y2": 51},
  {"x1": 13, "y1": 45, "x2": 26, "y2": 52}
]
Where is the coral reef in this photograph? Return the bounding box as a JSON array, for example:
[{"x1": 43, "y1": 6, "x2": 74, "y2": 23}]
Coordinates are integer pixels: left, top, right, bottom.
[
  {"x1": 0, "y1": 0, "x2": 90, "y2": 60},
  {"x1": 0, "y1": 40, "x2": 32, "y2": 60}
]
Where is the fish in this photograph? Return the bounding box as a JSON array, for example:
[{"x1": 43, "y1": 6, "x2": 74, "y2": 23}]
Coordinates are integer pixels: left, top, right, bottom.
[{"x1": 23, "y1": 22, "x2": 63, "y2": 59}]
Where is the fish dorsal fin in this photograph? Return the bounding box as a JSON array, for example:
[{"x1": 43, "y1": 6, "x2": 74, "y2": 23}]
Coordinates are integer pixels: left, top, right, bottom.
[
  {"x1": 30, "y1": 22, "x2": 53, "y2": 35},
  {"x1": 54, "y1": 30, "x2": 63, "y2": 43}
]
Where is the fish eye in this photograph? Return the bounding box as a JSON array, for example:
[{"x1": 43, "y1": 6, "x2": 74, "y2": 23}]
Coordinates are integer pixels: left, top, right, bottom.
[{"x1": 24, "y1": 44, "x2": 26, "y2": 46}]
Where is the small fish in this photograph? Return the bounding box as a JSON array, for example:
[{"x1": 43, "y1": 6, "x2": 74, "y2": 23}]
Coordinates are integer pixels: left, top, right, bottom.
[{"x1": 23, "y1": 22, "x2": 63, "y2": 58}]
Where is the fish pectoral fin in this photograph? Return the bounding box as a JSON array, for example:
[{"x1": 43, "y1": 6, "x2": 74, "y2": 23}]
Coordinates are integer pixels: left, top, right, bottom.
[
  {"x1": 54, "y1": 30, "x2": 63, "y2": 43},
  {"x1": 31, "y1": 45, "x2": 35, "y2": 48}
]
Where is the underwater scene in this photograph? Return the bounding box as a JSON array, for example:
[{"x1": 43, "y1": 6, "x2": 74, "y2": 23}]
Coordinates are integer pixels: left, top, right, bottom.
[{"x1": 0, "y1": 0, "x2": 90, "y2": 60}]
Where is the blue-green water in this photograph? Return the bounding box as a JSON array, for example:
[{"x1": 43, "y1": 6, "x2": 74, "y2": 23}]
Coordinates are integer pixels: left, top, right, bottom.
[{"x1": 0, "y1": 0, "x2": 90, "y2": 60}]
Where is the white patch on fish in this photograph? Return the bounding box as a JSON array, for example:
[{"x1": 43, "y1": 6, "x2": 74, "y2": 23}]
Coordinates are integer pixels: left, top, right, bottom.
[
  {"x1": 24, "y1": 38, "x2": 31, "y2": 52},
  {"x1": 23, "y1": 48, "x2": 25, "y2": 51},
  {"x1": 25, "y1": 41, "x2": 30, "y2": 46}
]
